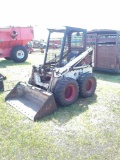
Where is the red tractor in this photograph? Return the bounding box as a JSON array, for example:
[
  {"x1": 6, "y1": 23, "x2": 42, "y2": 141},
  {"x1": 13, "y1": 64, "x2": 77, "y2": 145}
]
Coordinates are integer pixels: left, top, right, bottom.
[{"x1": 0, "y1": 26, "x2": 34, "y2": 62}]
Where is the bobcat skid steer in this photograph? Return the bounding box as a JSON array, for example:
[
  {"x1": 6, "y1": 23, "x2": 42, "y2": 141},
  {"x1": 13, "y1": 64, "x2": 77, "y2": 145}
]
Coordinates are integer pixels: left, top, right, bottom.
[{"x1": 5, "y1": 26, "x2": 97, "y2": 121}]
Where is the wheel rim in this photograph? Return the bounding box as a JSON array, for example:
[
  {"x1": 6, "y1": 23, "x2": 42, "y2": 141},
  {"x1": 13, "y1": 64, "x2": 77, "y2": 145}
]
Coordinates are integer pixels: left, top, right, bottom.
[
  {"x1": 86, "y1": 79, "x2": 94, "y2": 93},
  {"x1": 65, "y1": 84, "x2": 76, "y2": 101},
  {"x1": 16, "y1": 50, "x2": 24, "y2": 59}
]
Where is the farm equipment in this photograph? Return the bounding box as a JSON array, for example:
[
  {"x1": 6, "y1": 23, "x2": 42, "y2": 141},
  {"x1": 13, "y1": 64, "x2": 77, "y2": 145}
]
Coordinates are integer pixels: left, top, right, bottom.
[
  {"x1": 5, "y1": 26, "x2": 97, "y2": 121},
  {"x1": 0, "y1": 73, "x2": 6, "y2": 91},
  {"x1": 25, "y1": 41, "x2": 34, "y2": 54},
  {"x1": 0, "y1": 26, "x2": 34, "y2": 62},
  {"x1": 87, "y1": 29, "x2": 120, "y2": 73}
]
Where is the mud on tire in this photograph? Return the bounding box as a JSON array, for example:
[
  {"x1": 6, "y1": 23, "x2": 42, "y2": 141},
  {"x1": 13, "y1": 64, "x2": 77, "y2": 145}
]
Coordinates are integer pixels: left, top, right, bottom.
[
  {"x1": 53, "y1": 77, "x2": 79, "y2": 106},
  {"x1": 78, "y1": 73, "x2": 97, "y2": 98}
]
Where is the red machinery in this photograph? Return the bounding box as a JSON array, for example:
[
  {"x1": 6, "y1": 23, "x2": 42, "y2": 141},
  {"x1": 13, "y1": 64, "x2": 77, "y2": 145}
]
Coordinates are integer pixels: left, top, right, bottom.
[{"x1": 0, "y1": 26, "x2": 34, "y2": 62}]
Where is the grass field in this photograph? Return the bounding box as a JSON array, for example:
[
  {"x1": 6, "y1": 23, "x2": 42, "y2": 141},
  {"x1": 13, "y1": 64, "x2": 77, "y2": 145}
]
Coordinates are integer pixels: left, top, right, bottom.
[{"x1": 0, "y1": 52, "x2": 120, "y2": 160}]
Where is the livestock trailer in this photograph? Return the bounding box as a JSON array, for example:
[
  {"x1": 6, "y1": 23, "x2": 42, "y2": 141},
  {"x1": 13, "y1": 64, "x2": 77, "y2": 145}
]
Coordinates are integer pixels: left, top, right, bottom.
[{"x1": 87, "y1": 29, "x2": 120, "y2": 73}]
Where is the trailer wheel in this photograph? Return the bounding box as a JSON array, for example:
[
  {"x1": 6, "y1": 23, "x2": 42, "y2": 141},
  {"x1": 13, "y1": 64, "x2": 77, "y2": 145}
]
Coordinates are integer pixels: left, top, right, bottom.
[
  {"x1": 11, "y1": 46, "x2": 28, "y2": 63},
  {"x1": 54, "y1": 77, "x2": 79, "y2": 106},
  {"x1": 78, "y1": 73, "x2": 96, "y2": 98}
]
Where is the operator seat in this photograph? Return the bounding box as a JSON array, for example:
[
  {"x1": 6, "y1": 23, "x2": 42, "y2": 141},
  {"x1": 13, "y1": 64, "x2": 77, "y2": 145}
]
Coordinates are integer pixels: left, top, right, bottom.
[{"x1": 67, "y1": 51, "x2": 80, "y2": 62}]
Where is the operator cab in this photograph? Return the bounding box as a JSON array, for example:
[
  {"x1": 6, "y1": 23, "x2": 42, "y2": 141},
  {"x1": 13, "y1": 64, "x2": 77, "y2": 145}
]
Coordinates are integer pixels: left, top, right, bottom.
[{"x1": 44, "y1": 26, "x2": 87, "y2": 68}]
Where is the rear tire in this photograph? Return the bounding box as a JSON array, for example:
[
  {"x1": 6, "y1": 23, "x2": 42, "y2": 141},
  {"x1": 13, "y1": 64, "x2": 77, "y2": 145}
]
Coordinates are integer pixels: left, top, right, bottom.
[
  {"x1": 78, "y1": 73, "x2": 96, "y2": 98},
  {"x1": 53, "y1": 77, "x2": 79, "y2": 106},
  {"x1": 10, "y1": 46, "x2": 28, "y2": 63}
]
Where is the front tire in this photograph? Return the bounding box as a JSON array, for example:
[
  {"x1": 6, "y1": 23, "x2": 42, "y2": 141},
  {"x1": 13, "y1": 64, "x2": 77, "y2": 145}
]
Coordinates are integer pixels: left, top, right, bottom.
[
  {"x1": 78, "y1": 73, "x2": 97, "y2": 98},
  {"x1": 53, "y1": 77, "x2": 79, "y2": 106},
  {"x1": 10, "y1": 46, "x2": 28, "y2": 63}
]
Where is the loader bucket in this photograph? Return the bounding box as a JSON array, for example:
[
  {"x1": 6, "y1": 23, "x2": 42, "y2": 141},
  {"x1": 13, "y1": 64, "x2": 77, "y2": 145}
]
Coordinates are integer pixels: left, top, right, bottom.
[{"x1": 5, "y1": 82, "x2": 57, "y2": 121}]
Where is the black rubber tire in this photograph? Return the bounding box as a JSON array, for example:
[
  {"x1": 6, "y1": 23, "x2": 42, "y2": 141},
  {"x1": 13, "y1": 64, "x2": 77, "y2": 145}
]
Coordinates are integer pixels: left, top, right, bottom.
[
  {"x1": 78, "y1": 73, "x2": 97, "y2": 98},
  {"x1": 10, "y1": 45, "x2": 28, "y2": 63},
  {"x1": 53, "y1": 77, "x2": 79, "y2": 106},
  {"x1": 4, "y1": 57, "x2": 11, "y2": 60}
]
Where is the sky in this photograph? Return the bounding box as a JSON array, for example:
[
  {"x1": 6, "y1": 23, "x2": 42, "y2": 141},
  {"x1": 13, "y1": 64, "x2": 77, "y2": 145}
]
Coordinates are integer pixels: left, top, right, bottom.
[{"x1": 0, "y1": 0, "x2": 120, "y2": 39}]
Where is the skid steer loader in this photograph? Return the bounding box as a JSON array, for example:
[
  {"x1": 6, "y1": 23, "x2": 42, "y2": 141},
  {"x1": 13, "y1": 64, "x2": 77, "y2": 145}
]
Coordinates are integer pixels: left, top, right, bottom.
[{"x1": 5, "y1": 26, "x2": 97, "y2": 121}]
